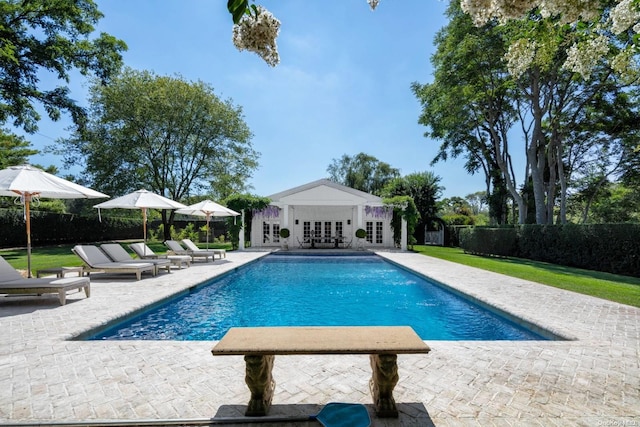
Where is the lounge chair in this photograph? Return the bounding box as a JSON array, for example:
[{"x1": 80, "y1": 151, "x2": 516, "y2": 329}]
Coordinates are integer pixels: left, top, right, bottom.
[
  {"x1": 100, "y1": 243, "x2": 171, "y2": 275},
  {"x1": 0, "y1": 255, "x2": 90, "y2": 305},
  {"x1": 72, "y1": 245, "x2": 156, "y2": 280},
  {"x1": 164, "y1": 240, "x2": 214, "y2": 262},
  {"x1": 128, "y1": 243, "x2": 191, "y2": 269},
  {"x1": 181, "y1": 238, "x2": 226, "y2": 259}
]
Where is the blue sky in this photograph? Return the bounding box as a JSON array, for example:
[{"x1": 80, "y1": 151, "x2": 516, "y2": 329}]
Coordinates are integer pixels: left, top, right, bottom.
[{"x1": 18, "y1": 0, "x2": 488, "y2": 199}]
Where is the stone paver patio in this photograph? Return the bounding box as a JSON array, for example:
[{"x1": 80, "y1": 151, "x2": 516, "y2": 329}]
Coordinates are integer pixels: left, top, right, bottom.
[{"x1": 1, "y1": 249, "x2": 638, "y2": 426}]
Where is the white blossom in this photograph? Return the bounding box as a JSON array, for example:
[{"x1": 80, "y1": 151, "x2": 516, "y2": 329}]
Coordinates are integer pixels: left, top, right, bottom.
[
  {"x1": 563, "y1": 35, "x2": 610, "y2": 80},
  {"x1": 462, "y1": 0, "x2": 640, "y2": 80},
  {"x1": 504, "y1": 38, "x2": 538, "y2": 78},
  {"x1": 232, "y1": 6, "x2": 281, "y2": 67},
  {"x1": 610, "y1": 0, "x2": 640, "y2": 35},
  {"x1": 611, "y1": 48, "x2": 640, "y2": 83},
  {"x1": 461, "y1": 0, "x2": 541, "y2": 24},
  {"x1": 538, "y1": 0, "x2": 601, "y2": 24},
  {"x1": 461, "y1": 0, "x2": 601, "y2": 25}
]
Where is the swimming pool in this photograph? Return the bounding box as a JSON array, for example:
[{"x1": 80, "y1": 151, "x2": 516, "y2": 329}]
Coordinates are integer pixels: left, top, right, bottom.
[{"x1": 88, "y1": 253, "x2": 549, "y2": 341}]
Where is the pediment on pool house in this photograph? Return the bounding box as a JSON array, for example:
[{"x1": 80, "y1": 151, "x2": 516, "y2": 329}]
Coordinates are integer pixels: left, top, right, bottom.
[{"x1": 267, "y1": 179, "x2": 384, "y2": 207}]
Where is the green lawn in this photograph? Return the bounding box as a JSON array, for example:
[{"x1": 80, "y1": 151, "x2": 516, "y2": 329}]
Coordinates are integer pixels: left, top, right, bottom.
[
  {"x1": 0, "y1": 241, "x2": 232, "y2": 274},
  {"x1": 412, "y1": 245, "x2": 640, "y2": 308}
]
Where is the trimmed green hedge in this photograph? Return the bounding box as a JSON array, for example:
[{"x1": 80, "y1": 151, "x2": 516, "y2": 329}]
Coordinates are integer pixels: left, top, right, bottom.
[
  {"x1": 0, "y1": 209, "x2": 142, "y2": 247},
  {"x1": 459, "y1": 227, "x2": 518, "y2": 257},
  {"x1": 459, "y1": 224, "x2": 640, "y2": 277}
]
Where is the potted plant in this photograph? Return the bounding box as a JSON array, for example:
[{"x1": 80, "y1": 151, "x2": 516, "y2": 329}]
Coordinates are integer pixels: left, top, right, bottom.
[
  {"x1": 279, "y1": 228, "x2": 290, "y2": 250},
  {"x1": 355, "y1": 228, "x2": 366, "y2": 250}
]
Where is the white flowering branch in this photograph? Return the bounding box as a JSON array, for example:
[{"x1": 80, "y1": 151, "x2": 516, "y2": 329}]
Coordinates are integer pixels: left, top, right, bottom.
[
  {"x1": 231, "y1": 5, "x2": 281, "y2": 66},
  {"x1": 227, "y1": 0, "x2": 381, "y2": 66},
  {"x1": 460, "y1": 0, "x2": 640, "y2": 80}
]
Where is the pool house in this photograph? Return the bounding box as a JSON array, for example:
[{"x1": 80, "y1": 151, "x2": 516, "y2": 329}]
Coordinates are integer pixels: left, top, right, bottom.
[{"x1": 249, "y1": 179, "x2": 405, "y2": 250}]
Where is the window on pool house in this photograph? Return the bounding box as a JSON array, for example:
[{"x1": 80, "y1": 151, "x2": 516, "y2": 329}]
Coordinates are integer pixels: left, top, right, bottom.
[
  {"x1": 376, "y1": 221, "x2": 383, "y2": 244},
  {"x1": 366, "y1": 222, "x2": 373, "y2": 243},
  {"x1": 336, "y1": 221, "x2": 343, "y2": 237},
  {"x1": 324, "y1": 221, "x2": 331, "y2": 243},
  {"x1": 263, "y1": 222, "x2": 280, "y2": 243}
]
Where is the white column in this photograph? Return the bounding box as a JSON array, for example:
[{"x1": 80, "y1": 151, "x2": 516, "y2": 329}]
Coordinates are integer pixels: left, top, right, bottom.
[
  {"x1": 283, "y1": 204, "x2": 289, "y2": 228},
  {"x1": 401, "y1": 217, "x2": 407, "y2": 251},
  {"x1": 238, "y1": 209, "x2": 245, "y2": 251},
  {"x1": 357, "y1": 205, "x2": 363, "y2": 228}
]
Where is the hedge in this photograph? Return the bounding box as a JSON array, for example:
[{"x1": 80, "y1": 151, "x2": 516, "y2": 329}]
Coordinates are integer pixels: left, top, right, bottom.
[
  {"x1": 0, "y1": 210, "x2": 231, "y2": 248},
  {"x1": 0, "y1": 209, "x2": 142, "y2": 248},
  {"x1": 459, "y1": 227, "x2": 518, "y2": 257},
  {"x1": 458, "y1": 224, "x2": 640, "y2": 277}
]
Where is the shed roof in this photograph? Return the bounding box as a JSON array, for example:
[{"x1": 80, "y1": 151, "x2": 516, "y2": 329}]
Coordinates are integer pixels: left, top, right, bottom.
[{"x1": 268, "y1": 179, "x2": 383, "y2": 207}]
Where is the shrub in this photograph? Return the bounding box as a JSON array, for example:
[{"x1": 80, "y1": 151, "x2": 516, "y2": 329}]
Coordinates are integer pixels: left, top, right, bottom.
[
  {"x1": 460, "y1": 227, "x2": 517, "y2": 257},
  {"x1": 458, "y1": 224, "x2": 640, "y2": 277}
]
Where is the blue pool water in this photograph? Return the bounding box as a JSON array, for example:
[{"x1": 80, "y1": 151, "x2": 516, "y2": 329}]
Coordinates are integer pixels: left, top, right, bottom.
[{"x1": 88, "y1": 253, "x2": 548, "y2": 341}]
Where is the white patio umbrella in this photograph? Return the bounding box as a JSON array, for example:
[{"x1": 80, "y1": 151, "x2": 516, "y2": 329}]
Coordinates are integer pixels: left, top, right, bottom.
[
  {"x1": 0, "y1": 164, "x2": 109, "y2": 277},
  {"x1": 94, "y1": 189, "x2": 187, "y2": 243},
  {"x1": 176, "y1": 199, "x2": 240, "y2": 249}
]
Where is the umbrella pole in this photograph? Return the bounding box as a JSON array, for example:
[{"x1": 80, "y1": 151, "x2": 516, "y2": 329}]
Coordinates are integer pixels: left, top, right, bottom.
[
  {"x1": 142, "y1": 208, "x2": 147, "y2": 242},
  {"x1": 206, "y1": 213, "x2": 210, "y2": 250},
  {"x1": 25, "y1": 195, "x2": 32, "y2": 278}
]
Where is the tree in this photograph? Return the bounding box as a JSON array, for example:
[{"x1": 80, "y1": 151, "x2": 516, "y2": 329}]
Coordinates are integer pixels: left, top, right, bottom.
[
  {"x1": 381, "y1": 172, "x2": 443, "y2": 244},
  {"x1": 60, "y1": 68, "x2": 259, "y2": 240},
  {"x1": 415, "y1": 1, "x2": 640, "y2": 225},
  {"x1": 465, "y1": 191, "x2": 487, "y2": 216},
  {"x1": 412, "y1": 1, "x2": 524, "y2": 224},
  {"x1": 0, "y1": 0, "x2": 127, "y2": 133},
  {"x1": 506, "y1": 16, "x2": 640, "y2": 224},
  {"x1": 0, "y1": 129, "x2": 38, "y2": 168},
  {"x1": 327, "y1": 153, "x2": 400, "y2": 196},
  {"x1": 569, "y1": 181, "x2": 640, "y2": 223},
  {"x1": 438, "y1": 197, "x2": 476, "y2": 226}
]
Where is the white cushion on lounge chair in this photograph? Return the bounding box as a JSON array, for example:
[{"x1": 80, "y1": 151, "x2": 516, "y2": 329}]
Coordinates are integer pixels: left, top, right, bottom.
[
  {"x1": 181, "y1": 238, "x2": 226, "y2": 259},
  {"x1": 129, "y1": 243, "x2": 191, "y2": 269},
  {"x1": 0, "y1": 256, "x2": 90, "y2": 305},
  {"x1": 72, "y1": 245, "x2": 156, "y2": 280},
  {"x1": 164, "y1": 240, "x2": 214, "y2": 262},
  {"x1": 100, "y1": 243, "x2": 171, "y2": 275}
]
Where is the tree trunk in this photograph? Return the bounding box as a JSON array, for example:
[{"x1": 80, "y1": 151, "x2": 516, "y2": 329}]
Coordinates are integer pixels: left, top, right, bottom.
[
  {"x1": 161, "y1": 210, "x2": 177, "y2": 241},
  {"x1": 527, "y1": 72, "x2": 550, "y2": 225},
  {"x1": 557, "y1": 142, "x2": 568, "y2": 224}
]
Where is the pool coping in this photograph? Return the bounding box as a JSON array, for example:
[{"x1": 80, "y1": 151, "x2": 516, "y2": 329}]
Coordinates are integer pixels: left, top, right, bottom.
[{"x1": 1, "y1": 249, "x2": 639, "y2": 425}]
